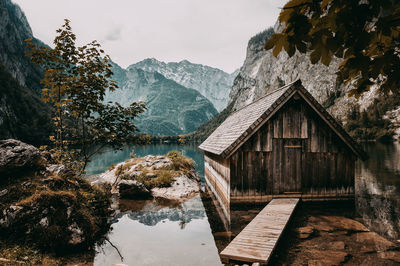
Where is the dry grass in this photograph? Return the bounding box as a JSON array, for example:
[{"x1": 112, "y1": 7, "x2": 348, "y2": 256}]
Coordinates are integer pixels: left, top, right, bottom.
[
  {"x1": 167, "y1": 150, "x2": 195, "y2": 171},
  {"x1": 108, "y1": 164, "x2": 115, "y2": 171},
  {"x1": 0, "y1": 170, "x2": 112, "y2": 254},
  {"x1": 115, "y1": 151, "x2": 195, "y2": 189},
  {"x1": 0, "y1": 244, "x2": 59, "y2": 265},
  {"x1": 137, "y1": 170, "x2": 175, "y2": 188},
  {"x1": 17, "y1": 190, "x2": 76, "y2": 206}
]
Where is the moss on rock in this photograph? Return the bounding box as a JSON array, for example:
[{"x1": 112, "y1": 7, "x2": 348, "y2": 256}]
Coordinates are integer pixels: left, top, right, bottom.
[{"x1": 0, "y1": 140, "x2": 112, "y2": 256}]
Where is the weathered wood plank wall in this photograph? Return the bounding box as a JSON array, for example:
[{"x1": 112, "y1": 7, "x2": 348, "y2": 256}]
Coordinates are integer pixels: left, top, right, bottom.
[
  {"x1": 204, "y1": 151, "x2": 231, "y2": 219},
  {"x1": 229, "y1": 96, "x2": 355, "y2": 203}
]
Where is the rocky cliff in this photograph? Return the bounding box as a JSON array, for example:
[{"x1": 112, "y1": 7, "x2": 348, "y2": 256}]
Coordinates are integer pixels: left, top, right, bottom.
[
  {"x1": 230, "y1": 27, "x2": 361, "y2": 119},
  {"x1": 0, "y1": 0, "x2": 52, "y2": 144},
  {"x1": 227, "y1": 25, "x2": 399, "y2": 139},
  {"x1": 191, "y1": 26, "x2": 399, "y2": 142},
  {"x1": 105, "y1": 62, "x2": 218, "y2": 136},
  {"x1": 0, "y1": 0, "x2": 43, "y2": 92},
  {"x1": 131, "y1": 58, "x2": 237, "y2": 111}
]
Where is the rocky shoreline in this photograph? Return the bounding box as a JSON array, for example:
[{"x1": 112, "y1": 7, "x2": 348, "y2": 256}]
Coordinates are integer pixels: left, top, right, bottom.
[
  {"x1": 0, "y1": 139, "x2": 113, "y2": 264},
  {"x1": 91, "y1": 152, "x2": 200, "y2": 201},
  {"x1": 206, "y1": 199, "x2": 400, "y2": 266},
  {"x1": 0, "y1": 140, "x2": 202, "y2": 264}
]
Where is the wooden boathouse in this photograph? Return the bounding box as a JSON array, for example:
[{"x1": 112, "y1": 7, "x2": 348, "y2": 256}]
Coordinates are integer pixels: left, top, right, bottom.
[{"x1": 199, "y1": 80, "x2": 366, "y2": 220}]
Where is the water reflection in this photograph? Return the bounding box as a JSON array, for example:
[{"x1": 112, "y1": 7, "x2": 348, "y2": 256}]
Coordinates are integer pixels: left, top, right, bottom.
[
  {"x1": 356, "y1": 142, "x2": 400, "y2": 240},
  {"x1": 113, "y1": 197, "x2": 207, "y2": 227},
  {"x1": 88, "y1": 141, "x2": 400, "y2": 264},
  {"x1": 94, "y1": 196, "x2": 222, "y2": 266}
]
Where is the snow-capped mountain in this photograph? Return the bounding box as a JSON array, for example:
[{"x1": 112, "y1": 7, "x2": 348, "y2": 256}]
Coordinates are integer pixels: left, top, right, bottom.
[
  {"x1": 105, "y1": 61, "x2": 218, "y2": 136},
  {"x1": 130, "y1": 58, "x2": 238, "y2": 111}
]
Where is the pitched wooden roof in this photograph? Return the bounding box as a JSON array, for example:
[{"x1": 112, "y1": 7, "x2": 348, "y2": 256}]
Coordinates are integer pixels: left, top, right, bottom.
[{"x1": 199, "y1": 80, "x2": 367, "y2": 160}]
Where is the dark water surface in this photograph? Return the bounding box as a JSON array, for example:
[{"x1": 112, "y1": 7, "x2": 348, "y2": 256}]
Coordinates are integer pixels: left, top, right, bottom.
[{"x1": 86, "y1": 142, "x2": 400, "y2": 265}]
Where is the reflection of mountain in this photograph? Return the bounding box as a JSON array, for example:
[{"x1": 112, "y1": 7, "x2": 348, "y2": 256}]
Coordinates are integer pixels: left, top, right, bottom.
[
  {"x1": 355, "y1": 143, "x2": 400, "y2": 240},
  {"x1": 113, "y1": 196, "x2": 206, "y2": 227}
]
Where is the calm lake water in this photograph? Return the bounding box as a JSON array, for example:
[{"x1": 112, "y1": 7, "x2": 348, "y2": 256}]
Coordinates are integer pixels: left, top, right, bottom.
[{"x1": 86, "y1": 142, "x2": 400, "y2": 265}]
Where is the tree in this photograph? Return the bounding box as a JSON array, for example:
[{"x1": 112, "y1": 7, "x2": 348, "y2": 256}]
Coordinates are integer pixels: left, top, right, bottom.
[
  {"x1": 26, "y1": 19, "x2": 146, "y2": 174},
  {"x1": 265, "y1": 0, "x2": 400, "y2": 97}
]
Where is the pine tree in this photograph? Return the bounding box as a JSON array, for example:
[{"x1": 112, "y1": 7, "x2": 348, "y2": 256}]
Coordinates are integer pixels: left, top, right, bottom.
[{"x1": 26, "y1": 19, "x2": 146, "y2": 174}]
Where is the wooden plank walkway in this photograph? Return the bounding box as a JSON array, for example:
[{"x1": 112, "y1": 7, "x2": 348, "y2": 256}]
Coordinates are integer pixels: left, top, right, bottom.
[{"x1": 220, "y1": 198, "x2": 299, "y2": 264}]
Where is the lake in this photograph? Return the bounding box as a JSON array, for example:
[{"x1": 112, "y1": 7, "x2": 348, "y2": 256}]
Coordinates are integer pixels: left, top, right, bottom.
[{"x1": 86, "y1": 142, "x2": 400, "y2": 265}]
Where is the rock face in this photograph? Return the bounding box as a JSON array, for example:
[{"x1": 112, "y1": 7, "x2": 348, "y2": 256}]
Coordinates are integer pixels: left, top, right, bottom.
[
  {"x1": 0, "y1": 139, "x2": 46, "y2": 176},
  {"x1": 131, "y1": 58, "x2": 238, "y2": 111},
  {"x1": 105, "y1": 63, "x2": 218, "y2": 136},
  {"x1": 0, "y1": 0, "x2": 52, "y2": 144},
  {"x1": 228, "y1": 25, "x2": 394, "y2": 126},
  {"x1": 0, "y1": 0, "x2": 43, "y2": 92}
]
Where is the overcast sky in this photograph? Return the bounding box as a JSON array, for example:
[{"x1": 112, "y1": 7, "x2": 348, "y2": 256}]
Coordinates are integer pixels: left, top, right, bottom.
[{"x1": 13, "y1": 0, "x2": 286, "y2": 73}]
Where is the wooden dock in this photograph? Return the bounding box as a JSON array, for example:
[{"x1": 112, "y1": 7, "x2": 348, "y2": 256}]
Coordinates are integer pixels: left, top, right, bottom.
[{"x1": 220, "y1": 198, "x2": 299, "y2": 264}]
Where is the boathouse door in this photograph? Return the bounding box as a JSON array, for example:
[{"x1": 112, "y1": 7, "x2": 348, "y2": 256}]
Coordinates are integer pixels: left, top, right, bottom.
[{"x1": 282, "y1": 139, "x2": 302, "y2": 193}]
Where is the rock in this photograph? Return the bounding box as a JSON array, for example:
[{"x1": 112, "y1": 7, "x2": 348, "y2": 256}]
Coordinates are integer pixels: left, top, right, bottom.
[
  {"x1": 39, "y1": 217, "x2": 49, "y2": 227},
  {"x1": 145, "y1": 172, "x2": 157, "y2": 178},
  {"x1": 68, "y1": 223, "x2": 85, "y2": 245},
  {"x1": 241, "y1": 215, "x2": 253, "y2": 221},
  {"x1": 0, "y1": 189, "x2": 8, "y2": 197},
  {"x1": 119, "y1": 180, "x2": 151, "y2": 199},
  {"x1": 330, "y1": 241, "x2": 345, "y2": 250},
  {"x1": 0, "y1": 139, "x2": 47, "y2": 176},
  {"x1": 0, "y1": 205, "x2": 23, "y2": 227},
  {"x1": 94, "y1": 155, "x2": 171, "y2": 185},
  {"x1": 306, "y1": 249, "x2": 348, "y2": 265},
  {"x1": 309, "y1": 216, "x2": 369, "y2": 232},
  {"x1": 228, "y1": 23, "x2": 387, "y2": 130},
  {"x1": 351, "y1": 232, "x2": 396, "y2": 252},
  {"x1": 151, "y1": 175, "x2": 199, "y2": 200},
  {"x1": 297, "y1": 226, "x2": 314, "y2": 238},
  {"x1": 46, "y1": 164, "x2": 74, "y2": 178},
  {"x1": 377, "y1": 251, "x2": 400, "y2": 262}
]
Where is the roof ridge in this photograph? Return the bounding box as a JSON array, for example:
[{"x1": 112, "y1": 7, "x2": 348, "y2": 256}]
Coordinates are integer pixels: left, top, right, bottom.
[{"x1": 228, "y1": 81, "x2": 297, "y2": 116}]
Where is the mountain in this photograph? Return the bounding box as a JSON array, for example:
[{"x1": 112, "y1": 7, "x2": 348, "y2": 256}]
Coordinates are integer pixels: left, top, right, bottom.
[
  {"x1": 130, "y1": 58, "x2": 237, "y2": 111},
  {"x1": 0, "y1": 0, "x2": 43, "y2": 92},
  {"x1": 0, "y1": 0, "x2": 52, "y2": 144},
  {"x1": 0, "y1": 62, "x2": 51, "y2": 144},
  {"x1": 105, "y1": 62, "x2": 218, "y2": 136},
  {"x1": 191, "y1": 26, "x2": 400, "y2": 142},
  {"x1": 228, "y1": 26, "x2": 353, "y2": 116},
  {"x1": 228, "y1": 24, "x2": 400, "y2": 140}
]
